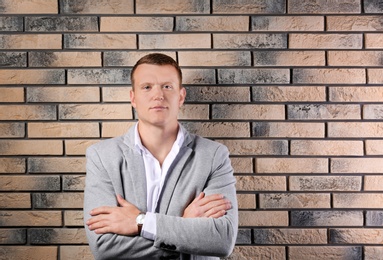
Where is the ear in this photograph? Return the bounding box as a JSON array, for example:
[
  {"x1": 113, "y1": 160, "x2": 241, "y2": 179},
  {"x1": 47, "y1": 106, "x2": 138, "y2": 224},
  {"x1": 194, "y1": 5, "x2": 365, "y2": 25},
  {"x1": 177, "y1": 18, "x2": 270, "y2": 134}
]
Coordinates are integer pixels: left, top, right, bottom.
[
  {"x1": 179, "y1": 87, "x2": 186, "y2": 107},
  {"x1": 130, "y1": 89, "x2": 136, "y2": 108}
]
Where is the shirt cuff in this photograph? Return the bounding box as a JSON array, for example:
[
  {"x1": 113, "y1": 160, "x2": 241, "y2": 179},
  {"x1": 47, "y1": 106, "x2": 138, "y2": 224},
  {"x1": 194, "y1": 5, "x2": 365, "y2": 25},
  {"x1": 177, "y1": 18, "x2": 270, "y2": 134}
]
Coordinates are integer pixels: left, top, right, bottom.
[{"x1": 141, "y1": 212, "x2": 156, "y2": 240}]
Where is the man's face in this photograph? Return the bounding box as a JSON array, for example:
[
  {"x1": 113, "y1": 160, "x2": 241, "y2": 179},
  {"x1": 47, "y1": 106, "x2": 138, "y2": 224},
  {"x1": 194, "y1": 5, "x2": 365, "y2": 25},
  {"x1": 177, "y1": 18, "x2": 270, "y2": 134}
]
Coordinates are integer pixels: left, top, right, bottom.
[{"x1": 130, "y1": 64, "x2": 186, "y2": 128}]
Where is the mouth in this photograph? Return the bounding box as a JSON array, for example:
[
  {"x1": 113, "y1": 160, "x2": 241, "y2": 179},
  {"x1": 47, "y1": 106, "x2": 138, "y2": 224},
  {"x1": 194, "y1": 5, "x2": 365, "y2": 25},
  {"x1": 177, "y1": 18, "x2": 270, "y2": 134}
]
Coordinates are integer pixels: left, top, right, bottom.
[{"x1": 150, "y1": 106, "x2": 168, "y2": 111}]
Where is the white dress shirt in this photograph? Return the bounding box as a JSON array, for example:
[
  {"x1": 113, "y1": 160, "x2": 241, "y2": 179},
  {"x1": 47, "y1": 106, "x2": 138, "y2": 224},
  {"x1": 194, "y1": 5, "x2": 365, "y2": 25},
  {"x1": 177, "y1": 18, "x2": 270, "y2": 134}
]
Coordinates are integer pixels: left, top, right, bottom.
[{"x1": 134, "y1": 123, "x2": 184, "y2": 240}]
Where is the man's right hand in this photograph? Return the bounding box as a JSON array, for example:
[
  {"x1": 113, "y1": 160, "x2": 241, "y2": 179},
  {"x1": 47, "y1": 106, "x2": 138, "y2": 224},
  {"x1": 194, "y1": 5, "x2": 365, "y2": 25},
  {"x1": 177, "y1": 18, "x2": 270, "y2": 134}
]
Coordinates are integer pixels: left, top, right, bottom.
[{"x1": 182, "y1": 192, "x2": 232, "y2": 218}]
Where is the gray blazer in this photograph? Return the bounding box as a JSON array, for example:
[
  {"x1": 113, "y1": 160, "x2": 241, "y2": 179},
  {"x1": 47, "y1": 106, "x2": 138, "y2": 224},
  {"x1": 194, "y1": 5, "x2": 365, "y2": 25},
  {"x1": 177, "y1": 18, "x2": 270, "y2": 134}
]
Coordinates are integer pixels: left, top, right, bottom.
[{"x1": 84, "y1": 125, "x2": 238, "y2": 260}]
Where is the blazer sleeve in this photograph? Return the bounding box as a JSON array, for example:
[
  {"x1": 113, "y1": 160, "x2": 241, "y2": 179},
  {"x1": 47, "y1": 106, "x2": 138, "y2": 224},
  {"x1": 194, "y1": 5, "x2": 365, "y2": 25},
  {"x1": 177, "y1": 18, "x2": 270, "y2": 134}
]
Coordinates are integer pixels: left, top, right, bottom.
[
  {"x1": 153, "y1": 144, "x2": 239, "y2": 257},
  {"x1": 83, "y1": 145, "x2": 177, "y2": 260}
]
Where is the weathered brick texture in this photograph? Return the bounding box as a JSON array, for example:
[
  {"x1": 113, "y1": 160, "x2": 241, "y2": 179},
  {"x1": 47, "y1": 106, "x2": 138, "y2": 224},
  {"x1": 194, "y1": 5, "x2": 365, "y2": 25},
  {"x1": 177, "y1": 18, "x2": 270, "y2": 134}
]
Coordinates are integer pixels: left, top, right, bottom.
[{"x1": 1, "y1": 0, "x2": 382, "y2": 259}]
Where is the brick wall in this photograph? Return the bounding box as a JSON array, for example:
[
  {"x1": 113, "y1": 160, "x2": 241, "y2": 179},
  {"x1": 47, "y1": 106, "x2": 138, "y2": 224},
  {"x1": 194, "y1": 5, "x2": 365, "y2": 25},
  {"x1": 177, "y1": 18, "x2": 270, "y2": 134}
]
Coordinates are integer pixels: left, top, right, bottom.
[{"x1": 0, "y1": 0, "x2": 383, "y2": 259}]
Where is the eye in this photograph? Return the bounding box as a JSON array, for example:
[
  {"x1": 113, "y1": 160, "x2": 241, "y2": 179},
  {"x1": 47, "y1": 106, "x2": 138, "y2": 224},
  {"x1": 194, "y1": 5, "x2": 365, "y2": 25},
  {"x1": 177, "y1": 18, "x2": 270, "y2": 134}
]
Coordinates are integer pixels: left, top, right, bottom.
[
  {"x1": 142, "y1": 85, "x2": 151, "y2": 90},
  {"x1": 163, "y1": 85, "x2": 173, "y2": 89}
]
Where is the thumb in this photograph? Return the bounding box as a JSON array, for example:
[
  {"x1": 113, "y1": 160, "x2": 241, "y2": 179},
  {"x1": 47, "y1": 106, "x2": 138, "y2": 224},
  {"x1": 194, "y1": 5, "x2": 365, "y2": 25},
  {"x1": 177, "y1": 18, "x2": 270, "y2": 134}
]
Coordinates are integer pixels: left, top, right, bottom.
[
  {"x1": 116, "y1": 194, "x2": 130, "y2": 207},
  {"x1": 193, "y1": 192, "x2": 205, "y2": 203}
]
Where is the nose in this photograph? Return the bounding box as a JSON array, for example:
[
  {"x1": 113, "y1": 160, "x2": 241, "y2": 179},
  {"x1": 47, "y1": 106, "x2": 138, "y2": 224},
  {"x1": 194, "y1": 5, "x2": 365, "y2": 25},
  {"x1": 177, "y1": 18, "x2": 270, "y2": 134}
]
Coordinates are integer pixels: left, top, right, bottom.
[{"x1": 153, "y1": 86, "x2": 164, "y2": 101}]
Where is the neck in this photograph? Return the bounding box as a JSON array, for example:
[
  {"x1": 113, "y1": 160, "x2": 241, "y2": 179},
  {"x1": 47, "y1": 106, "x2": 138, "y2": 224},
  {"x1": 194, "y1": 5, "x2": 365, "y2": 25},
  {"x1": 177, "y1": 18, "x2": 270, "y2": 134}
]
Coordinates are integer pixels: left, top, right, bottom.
[{"x1": 138, "y1": 122, "x2": 179, "y2": 165}]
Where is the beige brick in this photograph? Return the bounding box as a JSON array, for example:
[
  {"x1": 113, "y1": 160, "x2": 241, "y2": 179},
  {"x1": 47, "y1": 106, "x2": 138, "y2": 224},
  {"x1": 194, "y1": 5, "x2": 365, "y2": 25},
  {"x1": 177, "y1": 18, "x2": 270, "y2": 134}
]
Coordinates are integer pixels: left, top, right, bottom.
[
  {"x1": 0, "y1": 246, "x2": 57, "y2": 260},
  {"x1": 219, "y1": 139, "x2": 288, "y2": 156},
  {"x1": 365, "y1": 33, "x2": 383, "y2": 48},
  {"x1": 178, "y1": 51, "x2": 251, "y2": 66},
  {"x1": 288, "y1": 0, "x2": 360, "y2": 13},
  {"x1": 0, "y1": 176, "x2": 60, "y2": 191},
  {"x1": 102, "y1": 87, "x2": 131, "y2": 102},
  {"x1": 214, "y1": 33, "x2": 286, "y2": 49},
  {"x1": 364, "y1": 104, "x2": 383, "y2": 119},
  {"x1": 368, "y1": 69, "x2": 383, "y2": 83},
  {"x1": 254, "y1": 229, "x2": 327, "y2": 244},
  {"x1": 29, "y1": 52, "x2": 101, "y2": 67},
  {"x1": 212, "y1": 104, "x2": 284, "y2": 120},
  {"x1": 0, "y1": 229, "x2": 26, "y2": 244},
  {"x1": 365, "y1": 176, "x2": 383, "y2": 191},
  {"x1": 332, "y1": 158, "x2": 383, "y2": 174},
  {"x1": 59, "y1": 104, "x2": 132, "y2": 120},
  {"x1": 61, "y1": 0, "x2": 134, "y2": 14},
  {"x1": 230, "y1": 157, "x2": 253, "y2": 174},
  {"x1": 236, "y1": 176, "x2": 286, "y2": 191},
  {"x1": 0, "y1": 34, "x2": 61, "y2": 49},
  {"x1": 330, "y1": 86, "x2": 383, "y2": 102},
  {"x1": 256, "y1": 158, "x2": 328, "y2": 174},
  {"x1": 252, "y1": 16, "x2": 324, "y2": 31},
  {"x1": 104, "y1": 51, "x2": 176, "y2": 67},
  {"x1": 254, "y1": 51, "x2": 325, "y2": 66},
  {"x1": 253, "y1": 86, "x2": 326, "y2": 102},
  {"x1": 65, "y1": 140, "x2": 100, "y2": 155},
  {"x1": 0, "y1": 123, "x2": 24, "y2": 138},
  {"x1": 178, "y1": 104, "x2": 209, "y2": 120},
  {"x1": 213, "y1": 0, "x2": 285, "y2": 14},
  {"x1": 183, "y1": 122, "x2": 249, "y2": 138},
  {"x1": 334, "y1": 194, "x2": 383, "y2": 208},
  {"x1": 139, "y1": 34, "x2": 211, "y2": 49},
  {"x1": 101, "y1": 17, "x2": 173, "y2": 32},
  {"x1": 0, "y1": 69, "x2": 64, "y2": 84},
  {"x1": 327, "y1": 16, "x2": 383, "y2": 31},
  {"x1": 291, "y1": 140, "x2": 364, "y2": 156},
  {"x1": 33, "y1": 193, "x2": 84, "y2": 209},
  {"x1": 293, "y1": 69, "x2": 365, "y2": 84},
  {"x1": 218, "y1": 68, "x2": 290, "y2": 84},
  {"x1": 28, "y1": 122, "x2": 99, "y2": 138},
  {"x1": 60, "y1": 246, "x2": 93, "y2": 260},
  {"x1": 329, "y1": 51, "x2": 383, "y2": 66},
  {"x1": 176, "y1": 16, "x2": 248, "y2": 31},
  {"x1": 0, "y1": 0, "x2": 58, "y2": 14},
  {"x1": 289, "y1": 34, "x2": 362, "y2": 49},
  {"x1": 27, "y1": 86, "x2": 100, "y2": 102},
  {"x1": 186, "y1": 86, "x2": 250, "y2": 102},
  {"x1": 0, "y1": 158, "x2": 25, "y2": 173},
  {"x1": 291, "y1": 211, "x2": 363, "y2": 227},
  {"x1": 229, "y1": 246, "x2": 285, "y2": 260},
  {"x1": 28, "y1": 157, "x2": 86, "y2": 173},
  {"x1": 64, "y1": 34, "x2": 136, "y2": 49},
  {"x1": 239, "y1": 211, "x2": 288, "y2": 227},
  {"x1": 0, "y1": 211, "x2": 61, "y2": 226},
  {"x1": 0, "y1": 140, "x2": 62, "y2": 155},
  {"x1": 237, "y1": 194, "x2": 256, "y2": 209},
  {"x1": 30, "y1": 228, "x2": 87, "y2": 244},
  {"x1": 102, "y1": 122, "x2": 136, "y2": 138},
  {"x1": 365, "y1": 247, "x2": 383, "y2": 260},
  {"x1": 182, "y1": 69, "x2": 215, "y2": 84},
  {"x1": 64, "y1": 211, "x2": 84, "y2": 226},
  {"x1": 330, "y1": 228, "x2": 383, "y2": 244},
  {"x1": 290, "y1": 176, "x2": 362, "y2": 191},
  {"x1": 0, "y1": 105, "x2": 56, "y2": 120},
  {"x1": 260, "y1": 193, "x2": 331, "y2": 209},
  {"x1": 0, "y1": 193, "x2": 30, "y2": 208},
  {"x1": 366, "y1": 140, "x2": 383, "y2": 155},
  {"x1": 0, "y1": 87, "x2": 24, "y2": 102},
  {"x1": 136, "y1": 0, "x2": 209, "y2": 14},
  {"x1": 253, "y1": 122, "x2": 325, "y2": 138},
  {"x1": 289, "y1": 246, "x2": 362, "y2": 259},
  {"x1": 329, "y1": 122, "x2": 383, "y2": 138},
  {"x1": 63, "y1": 175, "x2": 85, "y2": 191}
]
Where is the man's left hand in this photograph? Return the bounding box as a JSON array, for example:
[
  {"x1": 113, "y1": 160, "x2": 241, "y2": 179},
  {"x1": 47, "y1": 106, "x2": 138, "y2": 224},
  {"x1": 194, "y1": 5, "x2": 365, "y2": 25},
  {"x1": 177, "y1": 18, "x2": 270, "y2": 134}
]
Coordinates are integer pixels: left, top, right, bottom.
[{"x1": 86, "y1": 194, "x2": 140, "y2": 235}]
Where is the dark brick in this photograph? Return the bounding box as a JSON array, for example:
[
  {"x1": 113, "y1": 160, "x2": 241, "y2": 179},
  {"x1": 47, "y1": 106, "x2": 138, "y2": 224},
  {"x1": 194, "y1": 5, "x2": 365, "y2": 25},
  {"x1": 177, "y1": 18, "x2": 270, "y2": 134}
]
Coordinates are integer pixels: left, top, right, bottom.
[
  {"x1": 218, "y1": 69, "x2": 289, "y2": 84},
  {"x1": 185, "y1": 86, "x2": 250, "y2": 102},
  {"x1": 63, "y1": 175, "x2": 85, "y2": 191},
  {"x1": 235, "y1": 229, "x2": 252, "y2": 244},
  {"x1": 67, "y1": 69, "x2": 131, "y2": 84},
  {"x1": 30, "y1": 228, "x2": 87, "y2": 244},
  {"x1": 291, "y1": 211, "x2": 363, "y2": 226},
  {"x1": 183, "y1": 69, "x2": 216, "y2": 85},
  {"x1": 252, "y1": 122, "x2": 270, "y2": 137},
  {"x1": 0, "y1": 229, "x2": 26, "y2": 244},
  {"x1": 25, "y1": 16, "x2": 98, "y2": 32},
  {"x1": 214, "y1": 33, "x2": 287, "y2": 49},
  {"x1": 364, "y1": 0, "x2": 383, "y2": 13},
  {"x1": 0, "y1": 17, "x2": 23, "y2": 31},
  {"x1": 0, "y1": 52, "x2": 26, "y2": 67},
  {"x1": 0, "y1": 123, "x2": 25, "y2": 138},
  {"x1": 288, "y1": 0, "x2": 361, "y2": 13},
  {"x1": 366, "y1": 211, "x2": 383, "y2": 226}
]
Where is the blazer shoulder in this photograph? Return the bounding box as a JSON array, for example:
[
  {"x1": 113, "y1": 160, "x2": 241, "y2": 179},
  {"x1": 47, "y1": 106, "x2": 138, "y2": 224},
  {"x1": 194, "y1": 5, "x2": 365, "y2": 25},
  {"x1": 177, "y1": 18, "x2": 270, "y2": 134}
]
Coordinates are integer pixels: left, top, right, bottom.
[
  {"x1": 86, "y1": 135, "x2": 128, "y2": 157},
  {"x1": 189, "y1": 134, "x2": 229, "y2": 155}
]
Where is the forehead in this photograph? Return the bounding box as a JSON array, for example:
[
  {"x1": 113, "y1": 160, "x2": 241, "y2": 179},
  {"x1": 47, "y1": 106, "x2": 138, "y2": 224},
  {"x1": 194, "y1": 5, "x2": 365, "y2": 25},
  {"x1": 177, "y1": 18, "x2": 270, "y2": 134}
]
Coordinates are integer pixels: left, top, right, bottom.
[{"x1": 133, "y1": 64, "x2": 180, "y2": 84}]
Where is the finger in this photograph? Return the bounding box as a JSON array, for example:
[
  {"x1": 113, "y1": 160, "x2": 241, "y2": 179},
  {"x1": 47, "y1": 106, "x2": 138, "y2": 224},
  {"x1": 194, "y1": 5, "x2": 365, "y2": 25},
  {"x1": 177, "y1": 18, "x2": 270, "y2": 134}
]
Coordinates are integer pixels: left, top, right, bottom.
[
  {"x1": 202, "y1": 199, "x2": 231, "y2": 217},
  {"x1": 208, "y1": 210, "x2": 226, "y2": 219},
  {"x1": 198, "y1": 194, "x2": 224, "y2": 206},
  {"x1": 90, "y1": 206, "x2": 112, "y2": 216},
  {"x1": 116, "y1": 194, "x2": 130, "y2": 207},
  {"x1": 192, "y1": 192, "x2": 205, "y2": 204}
]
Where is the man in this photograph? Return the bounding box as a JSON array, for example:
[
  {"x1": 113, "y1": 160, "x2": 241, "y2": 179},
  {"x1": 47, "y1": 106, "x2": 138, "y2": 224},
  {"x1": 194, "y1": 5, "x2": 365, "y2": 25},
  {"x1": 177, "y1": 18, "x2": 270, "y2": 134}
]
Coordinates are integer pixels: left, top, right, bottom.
[{"x1": 84, "y1": 53, "x2": 238, "y2": 259}]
